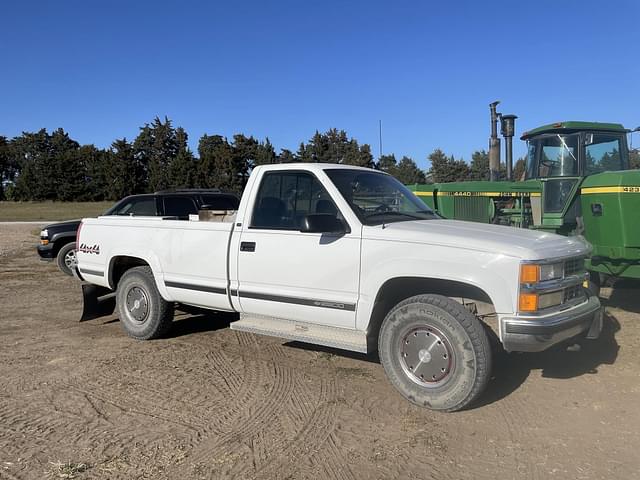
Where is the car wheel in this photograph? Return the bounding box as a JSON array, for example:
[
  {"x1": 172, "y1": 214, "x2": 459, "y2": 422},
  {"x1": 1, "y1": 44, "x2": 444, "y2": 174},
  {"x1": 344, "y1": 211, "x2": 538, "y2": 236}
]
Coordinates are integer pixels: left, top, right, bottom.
[
  {"x1": 116, "y1": 266, "x2": 174, "y2": 340},
  {"x1": 56, "y1": 242, "x2": 77, "y2": 276},
  {"x1": 378, "y1": 294, "x2": 492, "y2": 412}
]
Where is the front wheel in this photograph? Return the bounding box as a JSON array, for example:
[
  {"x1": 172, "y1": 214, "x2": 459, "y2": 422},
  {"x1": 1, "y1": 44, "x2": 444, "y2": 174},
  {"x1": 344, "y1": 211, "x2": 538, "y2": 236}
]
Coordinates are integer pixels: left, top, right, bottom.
[
  {"x1": 56, "y1": 242, "x2": 77, "y2": 276},
  {"x1": 378, "y1": 294, "x2": 492, "y2": 412},
  {"x1": 116, "y1": 266, "x2": 174, "y2": 340}
]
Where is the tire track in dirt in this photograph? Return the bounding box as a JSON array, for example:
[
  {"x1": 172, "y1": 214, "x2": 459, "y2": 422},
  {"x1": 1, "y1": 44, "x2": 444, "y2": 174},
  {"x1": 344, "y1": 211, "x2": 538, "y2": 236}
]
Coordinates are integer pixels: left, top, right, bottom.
[
  {"x1": 227, "y1": 371, "x2": 327, "y2": 478},
  {"x1": 241, "y1": 379, "x2": 342, "y2": 480},
  {"x1": 183, "y1": 361, "x2": 297, "y2": 479}
]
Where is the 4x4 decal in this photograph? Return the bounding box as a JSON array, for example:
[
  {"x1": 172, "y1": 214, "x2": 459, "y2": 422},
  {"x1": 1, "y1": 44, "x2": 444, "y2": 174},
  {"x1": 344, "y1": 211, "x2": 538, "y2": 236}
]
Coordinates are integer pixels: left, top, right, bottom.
[{"x1": 78, "y1": 243, "x2": 100, "y2": 255}]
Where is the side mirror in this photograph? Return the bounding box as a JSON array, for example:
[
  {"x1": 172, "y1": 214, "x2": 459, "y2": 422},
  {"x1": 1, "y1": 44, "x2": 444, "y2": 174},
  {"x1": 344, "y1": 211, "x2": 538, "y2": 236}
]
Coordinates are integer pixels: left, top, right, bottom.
[{"x1": 300, "y1": 214, "x2": 347, "y2": 234}]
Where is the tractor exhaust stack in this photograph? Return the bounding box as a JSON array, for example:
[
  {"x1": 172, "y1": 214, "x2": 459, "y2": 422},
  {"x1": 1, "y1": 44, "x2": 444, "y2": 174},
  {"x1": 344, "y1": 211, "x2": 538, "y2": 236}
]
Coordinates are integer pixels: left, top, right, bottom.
[
  {"x1": 489, "y1": 101, "x2": 501, "y2": 181},
  {"x1": 500, "y1": 114, "x2": 518, "y2": 181}
]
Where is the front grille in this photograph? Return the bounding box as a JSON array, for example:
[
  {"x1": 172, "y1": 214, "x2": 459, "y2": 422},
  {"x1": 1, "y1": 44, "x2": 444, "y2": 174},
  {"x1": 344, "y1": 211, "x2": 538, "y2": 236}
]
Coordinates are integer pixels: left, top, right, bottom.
[
  {"x1": 564, "y1": 257, "x2": 585, "y2": 276},
  {"x1": 564, "y1": 285, "x2": 583, "y2": 303}
]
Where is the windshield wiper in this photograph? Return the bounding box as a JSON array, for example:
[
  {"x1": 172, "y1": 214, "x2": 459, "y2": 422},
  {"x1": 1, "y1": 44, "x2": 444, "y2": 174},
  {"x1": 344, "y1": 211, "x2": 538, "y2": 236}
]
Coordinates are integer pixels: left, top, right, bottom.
[{"x1": 364, "y1": 211, "x2": 425, "y2": 221}]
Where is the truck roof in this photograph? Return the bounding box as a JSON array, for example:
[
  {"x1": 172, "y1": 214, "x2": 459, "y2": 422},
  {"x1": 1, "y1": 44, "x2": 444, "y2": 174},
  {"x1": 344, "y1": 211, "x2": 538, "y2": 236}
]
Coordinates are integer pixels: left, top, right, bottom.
[
  {"x1": 521, "y1": 121, "x2": 627, "y2": 140},
  {"x1": 255, "y1": 162, "x2": 378, "y2": 173}
]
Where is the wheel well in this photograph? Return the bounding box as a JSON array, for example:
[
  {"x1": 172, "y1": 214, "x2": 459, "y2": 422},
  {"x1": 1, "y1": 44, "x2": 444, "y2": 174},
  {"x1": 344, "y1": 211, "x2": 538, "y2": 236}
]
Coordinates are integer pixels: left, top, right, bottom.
[
  {"x1": 367, "y1": 277, "x2": 496, "y2": 350},
  {"x1": 52, "y1": 238, "x2": 75, "y2": 256},
  {"x1": 109, "y1": 256, "x2": 150, "y2": 290}
]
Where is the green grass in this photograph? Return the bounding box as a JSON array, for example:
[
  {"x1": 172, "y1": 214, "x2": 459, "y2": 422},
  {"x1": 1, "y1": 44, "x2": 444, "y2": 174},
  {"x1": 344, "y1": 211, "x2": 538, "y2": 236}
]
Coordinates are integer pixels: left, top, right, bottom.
[{"x1": 0, "y1": 201, "x2": 113, "y2": 222}]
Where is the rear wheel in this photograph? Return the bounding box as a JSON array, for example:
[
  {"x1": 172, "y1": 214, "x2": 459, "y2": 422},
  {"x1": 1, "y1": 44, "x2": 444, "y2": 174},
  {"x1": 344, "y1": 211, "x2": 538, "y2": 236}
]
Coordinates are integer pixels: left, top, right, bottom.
[
  {"x1": 56, "y1": 242, "x2": 77, "y2": 276},
  {"x1": 116, "y1": 266, "x2": 174, "y2": 340},
  {"x1": 378, "y1": 294, "x2": 492, "y2": 412}
]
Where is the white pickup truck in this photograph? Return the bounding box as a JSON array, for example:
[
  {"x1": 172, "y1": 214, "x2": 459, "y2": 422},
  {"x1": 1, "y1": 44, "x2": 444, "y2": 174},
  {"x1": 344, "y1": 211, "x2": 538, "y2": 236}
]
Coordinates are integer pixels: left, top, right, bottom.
[{"x1": 76, "y1": 163, "x2": 603, "y2": 411}]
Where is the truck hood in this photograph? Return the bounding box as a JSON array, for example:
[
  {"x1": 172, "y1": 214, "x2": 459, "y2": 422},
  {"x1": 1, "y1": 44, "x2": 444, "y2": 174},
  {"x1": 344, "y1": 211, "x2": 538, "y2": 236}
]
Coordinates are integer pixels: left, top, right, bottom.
[
  {"x1": 44, "y1": 219, "x2": 82, "y2": 229},
  {"x1": 362, "y1": 219, "x2": 590, "y2": 261}
]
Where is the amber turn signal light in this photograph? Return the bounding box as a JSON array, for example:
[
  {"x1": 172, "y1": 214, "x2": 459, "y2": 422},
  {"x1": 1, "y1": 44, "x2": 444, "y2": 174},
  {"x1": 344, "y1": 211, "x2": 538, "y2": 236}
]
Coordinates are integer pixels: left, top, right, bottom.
[
  {"x1": 519, "y1": 293, "x2": 539, "y2": 312},
  {"x1": 520, "y1": 264, "x2": 539, "y2": 283}
]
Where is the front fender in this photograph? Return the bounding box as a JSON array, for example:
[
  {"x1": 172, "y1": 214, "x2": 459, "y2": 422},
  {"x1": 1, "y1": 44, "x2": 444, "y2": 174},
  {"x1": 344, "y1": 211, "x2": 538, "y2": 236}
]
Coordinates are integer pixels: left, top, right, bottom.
[{"x1": 356, "y1": 240, "x2": 519, "y2": 331}]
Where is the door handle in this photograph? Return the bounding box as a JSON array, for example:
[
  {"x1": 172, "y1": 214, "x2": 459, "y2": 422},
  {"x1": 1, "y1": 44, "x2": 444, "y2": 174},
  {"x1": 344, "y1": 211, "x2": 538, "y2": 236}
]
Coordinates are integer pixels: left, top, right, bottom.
[{"x1": 240, "y1": 241, "x2": 256, "y2": 252}]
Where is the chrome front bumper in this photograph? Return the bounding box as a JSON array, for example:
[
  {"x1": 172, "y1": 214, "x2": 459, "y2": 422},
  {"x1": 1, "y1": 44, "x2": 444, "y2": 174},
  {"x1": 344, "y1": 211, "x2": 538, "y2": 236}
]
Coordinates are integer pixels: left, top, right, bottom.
[{"x1": 499, "y1": 296, "x2": 603, "y2": 352}]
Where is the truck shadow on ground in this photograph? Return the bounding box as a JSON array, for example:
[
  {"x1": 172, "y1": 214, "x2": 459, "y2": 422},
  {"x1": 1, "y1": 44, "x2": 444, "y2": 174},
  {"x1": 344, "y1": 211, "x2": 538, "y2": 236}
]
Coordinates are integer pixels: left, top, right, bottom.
[
  {"x1": 603, "y1": 278, "x2": 640, "y2": 314},
  {"x1": 474, "y1": 312, "x2": 620, "y2": 409},
  {"x1": 169, "y1": 310, "x2": 238, "y2": 338}
]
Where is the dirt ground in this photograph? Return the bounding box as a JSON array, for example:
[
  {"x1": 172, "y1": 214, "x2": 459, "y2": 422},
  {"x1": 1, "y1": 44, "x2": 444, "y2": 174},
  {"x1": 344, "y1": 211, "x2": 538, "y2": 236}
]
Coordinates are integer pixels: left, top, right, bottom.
[{"x1": 1, "y1": 223, "x2": 639, "y2": 480}]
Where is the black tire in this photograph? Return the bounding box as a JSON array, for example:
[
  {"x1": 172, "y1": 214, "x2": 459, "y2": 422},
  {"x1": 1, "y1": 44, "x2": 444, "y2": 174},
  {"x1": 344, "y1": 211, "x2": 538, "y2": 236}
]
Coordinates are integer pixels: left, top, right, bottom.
[
  {"x1": 56, "y1": 242, "x2": 77, "y2": 276},
  {"x1": 378, "y1": 294, "x2": 492, "y2": 412},
  {"x1": 587, "y1": 271, "x2": 601, "y2": 298},
  {"x1": 116, "y1": 266, "x2": 174, "y2": 340}
]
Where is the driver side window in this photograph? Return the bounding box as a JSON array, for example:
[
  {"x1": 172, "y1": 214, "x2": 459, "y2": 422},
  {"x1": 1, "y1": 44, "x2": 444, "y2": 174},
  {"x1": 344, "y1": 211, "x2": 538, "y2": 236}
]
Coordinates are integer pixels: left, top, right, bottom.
[{"x1": 250, "y1": 172, "x2": 340, "y2": 230}]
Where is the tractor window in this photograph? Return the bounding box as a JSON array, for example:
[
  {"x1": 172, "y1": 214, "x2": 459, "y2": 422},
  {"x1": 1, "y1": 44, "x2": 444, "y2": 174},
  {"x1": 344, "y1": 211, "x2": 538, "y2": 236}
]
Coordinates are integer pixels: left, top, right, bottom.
[
  {"x1": 585, "y1": 135, "x2": 626, "y2": 174},
  {"x1": 537, "y1": 134, "x2": 579, "y2": 178}
]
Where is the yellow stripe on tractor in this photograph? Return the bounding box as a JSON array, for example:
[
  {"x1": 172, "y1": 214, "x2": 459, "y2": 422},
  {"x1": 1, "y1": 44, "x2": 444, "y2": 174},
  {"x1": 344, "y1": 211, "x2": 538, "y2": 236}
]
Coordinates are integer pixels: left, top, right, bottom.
[
  {"x1": 413, "y1": 191, "x2": 434, "y2": 196},
  {"x1": 437, "y1": 191, "x2": 541, "y2": 197},
  {"x1": 581, "y1": 186, "x2": 640, "y2": 194}
]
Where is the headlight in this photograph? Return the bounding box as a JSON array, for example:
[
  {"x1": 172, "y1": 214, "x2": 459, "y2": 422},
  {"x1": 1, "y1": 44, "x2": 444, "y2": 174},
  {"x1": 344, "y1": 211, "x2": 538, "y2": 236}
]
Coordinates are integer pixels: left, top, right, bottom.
[
  {"x1": 539, "y1": 263, "x2": 564, "y2": 281},
  {"x1": 40, "y1": 229, "x2": 48, "y2": 238},
  {"x1": 538, "y1": 290, "x2": 563, "y2": 309},
  {"x1": 520, "y1": 262, "x2": 563, "y2": 284},
  {"x1": 519, "y1": 262, "x2": 566, "y2": 312}
]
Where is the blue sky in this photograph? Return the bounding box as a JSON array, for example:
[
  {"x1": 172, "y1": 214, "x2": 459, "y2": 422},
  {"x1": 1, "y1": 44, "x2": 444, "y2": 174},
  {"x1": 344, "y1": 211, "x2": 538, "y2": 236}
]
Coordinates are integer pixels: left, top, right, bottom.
[{"x1": 1, "y1": 0, "x2": 638, "y2": 169}]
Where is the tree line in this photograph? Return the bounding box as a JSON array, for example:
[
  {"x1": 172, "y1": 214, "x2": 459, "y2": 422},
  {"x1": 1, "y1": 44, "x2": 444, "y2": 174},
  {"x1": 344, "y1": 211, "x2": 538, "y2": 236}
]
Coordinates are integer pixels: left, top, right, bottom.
[{"x1": 1, "y1": 117, "x2": 638, "y2": 201}]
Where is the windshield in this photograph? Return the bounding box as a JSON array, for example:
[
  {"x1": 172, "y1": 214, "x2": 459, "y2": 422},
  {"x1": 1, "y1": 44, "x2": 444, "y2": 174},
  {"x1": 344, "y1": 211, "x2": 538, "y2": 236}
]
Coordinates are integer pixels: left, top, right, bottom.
[
  {"x1": 325, "y1": 169, "x2": 438, "y2": 225},
  {"x1": 527, "y1": 134, "x2": 579, "y2": 178}
]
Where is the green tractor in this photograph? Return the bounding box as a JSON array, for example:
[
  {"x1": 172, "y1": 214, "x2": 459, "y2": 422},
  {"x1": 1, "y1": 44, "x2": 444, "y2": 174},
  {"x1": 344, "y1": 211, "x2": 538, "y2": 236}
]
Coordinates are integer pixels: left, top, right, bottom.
[{"x1": 409, "y1": 102, "x2": 640, "y2": 293}]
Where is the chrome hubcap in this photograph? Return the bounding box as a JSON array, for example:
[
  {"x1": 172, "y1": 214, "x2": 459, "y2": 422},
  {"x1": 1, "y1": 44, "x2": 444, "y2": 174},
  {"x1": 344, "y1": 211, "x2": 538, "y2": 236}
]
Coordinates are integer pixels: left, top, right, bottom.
[
  {"x1": 399, "y1": 326, "x2": 454, "y2": 387},
  {"x1": 126, "y1": 286, "x2": 149, "y2": 323}
]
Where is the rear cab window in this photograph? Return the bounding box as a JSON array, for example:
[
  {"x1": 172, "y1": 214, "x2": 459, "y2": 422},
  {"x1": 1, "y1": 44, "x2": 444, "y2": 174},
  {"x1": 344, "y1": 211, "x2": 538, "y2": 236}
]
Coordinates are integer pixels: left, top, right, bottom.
[
  {"x1": 162, "y1": 196, "x2": 198, "y2": 219},
  {"x1": 201, "y1": 194, "x2": 240, "y2": 210}
]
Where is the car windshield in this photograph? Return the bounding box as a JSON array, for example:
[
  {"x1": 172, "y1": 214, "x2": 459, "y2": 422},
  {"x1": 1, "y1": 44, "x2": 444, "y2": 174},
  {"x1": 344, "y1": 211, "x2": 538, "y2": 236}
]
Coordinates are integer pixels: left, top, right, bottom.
[{"x1": 325, "y1": 169, "x2": 438, "y2": 225}]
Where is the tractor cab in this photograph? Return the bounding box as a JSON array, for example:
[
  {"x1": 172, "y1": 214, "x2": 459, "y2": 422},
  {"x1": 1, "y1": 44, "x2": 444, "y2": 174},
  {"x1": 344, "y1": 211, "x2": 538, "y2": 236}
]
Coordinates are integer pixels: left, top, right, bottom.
[
  {"x1": 522, "y1": 122, "x2": 629, "y2": 179},
  {"x1": 521, "y1": 122, "x2": 630, "y2": 223}
]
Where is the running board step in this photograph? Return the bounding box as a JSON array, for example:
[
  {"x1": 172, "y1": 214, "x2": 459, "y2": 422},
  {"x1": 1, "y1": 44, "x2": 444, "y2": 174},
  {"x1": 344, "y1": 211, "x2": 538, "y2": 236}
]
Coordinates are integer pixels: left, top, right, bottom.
[{"x1": 230, "y1": 314, "x2": 368, "y2": 353}]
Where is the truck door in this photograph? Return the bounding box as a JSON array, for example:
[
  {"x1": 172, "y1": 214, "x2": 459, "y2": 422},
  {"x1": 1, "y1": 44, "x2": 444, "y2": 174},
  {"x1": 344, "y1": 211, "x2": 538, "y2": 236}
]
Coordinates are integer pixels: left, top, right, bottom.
[{"x1": 235, "y1": 170, "x2": 360, "y2": 328}]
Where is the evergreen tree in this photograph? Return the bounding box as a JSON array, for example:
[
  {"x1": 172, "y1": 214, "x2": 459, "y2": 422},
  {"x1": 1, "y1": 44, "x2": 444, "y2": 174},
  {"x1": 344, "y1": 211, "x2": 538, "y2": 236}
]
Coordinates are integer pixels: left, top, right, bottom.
[
  {"x1": 297, "y1": 128, "x2": 374, "y2": 166},
  {"x1": 83, "y1": 145, "x2": 112, "y2": 201},
  {"x1": 108, "y1": 139, "x2": 138, "y2": 199},
  {"x1": 0, "y1": 136, "x2": 9, "y2": 199},
  {"x1": 254, "y1": 138, "x2": 277, "y2": 166},
  {"x1": 168, "y1": 128, "x2": 196, "y2": 188},
  {"x1": 513, "y1": 157, "x2": 527, "y2": 180},
  {"x1": 133, "y1": 117, "x2": 180, "y2": 193},
  {"x1": 377, "y1": 154, "x2": 397, "y2": 174},
  {"x1": 277, "y1": 149, "x2": 297, "y2": 163},
  {"x1": 469, "y1": 150, "x2": 490, "y2": 180},
  {"x1": 428, "y1": 149, "x2": 470, "y2": 183},
  {"x1": 394, "y1": 156, "x2": 426, "y2": 184},
  {"x1": 197, "y1": 134, "x2": 234, "y2": 190}
]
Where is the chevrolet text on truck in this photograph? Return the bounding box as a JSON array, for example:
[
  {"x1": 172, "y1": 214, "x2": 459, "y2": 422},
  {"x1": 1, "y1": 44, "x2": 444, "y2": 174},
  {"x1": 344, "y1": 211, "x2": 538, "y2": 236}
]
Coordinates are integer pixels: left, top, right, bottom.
[{"x1": 76, "y1": 164, "x2": 603, "y2": 411}]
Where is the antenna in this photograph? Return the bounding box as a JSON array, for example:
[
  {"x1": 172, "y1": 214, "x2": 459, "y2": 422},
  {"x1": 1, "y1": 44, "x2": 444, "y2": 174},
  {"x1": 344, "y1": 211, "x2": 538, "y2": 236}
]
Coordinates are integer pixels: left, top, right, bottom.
[{"x1": 379, "y1": 120, "x2": 383, "y2": 159}]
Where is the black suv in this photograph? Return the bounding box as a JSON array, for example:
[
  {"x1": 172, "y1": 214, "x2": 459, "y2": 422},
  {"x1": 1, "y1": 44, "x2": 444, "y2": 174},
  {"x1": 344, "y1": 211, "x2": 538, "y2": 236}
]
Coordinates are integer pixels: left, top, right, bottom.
[{"x1": 38, "y1": 189, "x2": 239, "y2": 276}]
